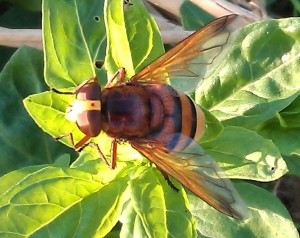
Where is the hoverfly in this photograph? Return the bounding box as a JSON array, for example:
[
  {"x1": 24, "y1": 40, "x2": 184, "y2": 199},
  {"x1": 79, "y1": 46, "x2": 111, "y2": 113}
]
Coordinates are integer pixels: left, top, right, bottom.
[{"x1": 55, "y1": 14, "x2": 249, "y2": 219}]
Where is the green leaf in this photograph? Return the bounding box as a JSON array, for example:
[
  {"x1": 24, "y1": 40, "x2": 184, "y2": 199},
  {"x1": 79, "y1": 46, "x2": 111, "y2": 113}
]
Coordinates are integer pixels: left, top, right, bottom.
[
  {"x1": 202, "y1": 126, "x2": 288, "y2": 181},
  {"x1": 53, "y1": 154, "x2": 71, "y2": 166},
  {"x1": 43, "y1": 0, "x2": 107, "y2": 89},
  {"x1": 24, "y1": 91, "x2": 79, "y2": 142},
  {"x1": 189, "y1": 182, "x2": 298, "y2": 238},
  {"x1": 70, "y1": 152, "x2": 138, "y2": 185},
  {"x1": 253, "y1": 95, "x2": 300, "y2": 145},
  {"x1": 104, "y1": 0, "x2": 164, "y2": 78},
  {"x1": 0, "y1": 47, "x2": 75, "y2": 176},
  {"x1": 196, "y1": 17, "x2": 300, "y2": 128},
  {"x1": 0, "y1": 165, "x2": 129, "y2": 237},
  {"x1": 0, "y1": 4, "x2": 41, "y2": 28},
  {"x1": 180, "y1": 1, "x2": 214, "y2": 30},
  {"x1": 276, "y1": 95, "x2": 300, "y2": 128},
  {"x1": 259, "y1": 124, "x2": 300, "y2": 156},
  {"x1": 126, "y1": 167, "x2": 196, "y2": 237},
  {"x1": 253, "y1": 96, "x2": 300, "y2": 174},
  {"x1": 120, "y1": 201, "x2": 149, "y2": 238},
  {"x1": 257, "y1": 123, "x2": 300, "y2": 175},
  {"x1": 200, "y1": 108, "x2": 224, "y2": 142},
  {"x1": 284, "y1": 155, "x2": 300, "y2": 176},
  {"x1": 9, "y1": 0, "x2": 42, "y2": 12}
]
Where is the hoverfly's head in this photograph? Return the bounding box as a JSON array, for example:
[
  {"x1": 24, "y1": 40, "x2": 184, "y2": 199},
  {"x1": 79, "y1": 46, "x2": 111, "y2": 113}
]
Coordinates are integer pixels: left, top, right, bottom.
[{"x1": 66, "y1": 82, "x2": 102, "y2": 137}]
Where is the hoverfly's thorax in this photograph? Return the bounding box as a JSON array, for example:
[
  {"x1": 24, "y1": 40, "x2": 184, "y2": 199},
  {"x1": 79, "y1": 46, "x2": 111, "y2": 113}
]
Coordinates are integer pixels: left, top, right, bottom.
[{"x1": 101, "y1": 85, "x2": 151, "y2": 137}]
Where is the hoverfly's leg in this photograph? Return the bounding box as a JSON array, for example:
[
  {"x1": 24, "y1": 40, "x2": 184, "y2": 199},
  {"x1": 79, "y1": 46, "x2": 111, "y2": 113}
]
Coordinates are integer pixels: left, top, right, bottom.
[
  {"x1": 73, "y1": 134, "x2": 91, "y2": 150},
  {"x1": 51, "y1": 88, "x2": 74, "y2": 95},
  {"x1": 55, "y1": 133, "x2": 91, "y2": 152},
  {"x1": 55, "y1": 133, "x2": 76, "y2": 147},
  {"x1": 51, "y1": 77, "x2": 98, "y2": 95},
  {"x1": 156, "y1": 166, "x2": 179, "y2": 192},
  {"x1": 110, "y1": 139, "x2": 118, "y2": 169},
  {"x1": 123, "y1": 0, "x2": 133, "y2": 6},
  {"x1": 165, "y1": 177, "x2": 179, "y2": 192},
  {"x1": 117, "y1": 67, "x2": 126, "y2": 84},
  {"x1": 105, "y1": 68, "x2": 126, "y2": 87},
  {"x1": 74, "y1": 77, "x2": 98, "y2": 93},
  {"x1": 79, "y1": 142, "x2": 111, "y2": 168}
]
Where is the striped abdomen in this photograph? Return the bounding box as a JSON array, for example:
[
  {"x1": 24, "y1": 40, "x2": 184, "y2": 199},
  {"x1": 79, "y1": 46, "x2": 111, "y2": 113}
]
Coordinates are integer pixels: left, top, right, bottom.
[{"x1": 145, "y1": 84, "x2": 205, "y2": 151}]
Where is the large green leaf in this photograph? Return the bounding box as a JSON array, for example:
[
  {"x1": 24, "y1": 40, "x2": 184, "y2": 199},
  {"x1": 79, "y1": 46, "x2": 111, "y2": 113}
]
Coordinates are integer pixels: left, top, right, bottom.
[
  {"x1": 126, "y1": 167, "x2": 196, "y2": 237},
  {"x1": 180, "y1": 0, "x2": 214, "y2": 30},
  {"x1": 202, "y1": 126, "x2": 288, "y2": 181},
  {"x1": 284, "y1": 155, "x2": 300, "y2": 176},
  {"x1": 120, "y1": 200, "x2": 149, "y2": 238},
  {"x1": 259, "y1": 124, "x2": 300, "y2": 156},
  {"x1": 104, "y1": 0, "x2": 164, "y2": 78},
  {"x1": 189, "y1": 182, "x2": 298, "y2": 238},
  {"x1": 200, "y1": 108, "x2": 224, "y2": 143},
  {"x1": 196, "y1": 17, "x2": 300, "y2": 128},
  {"x1": 43, "y1": 0, "x2": 107, "y2": 89},
  {"x1": 24, "y1": 91, "x2": 82, "y2": 145},
  {"x1": 276, "y1": 95, "x2": 300, "y2": 129},
  {"x1": 256, "y1": 96, "x2": 300, "y2": 161},
  {"x1": 7, "y1": 0, "x2": 42, "y2": 12},
  {"x1": 254, "y1": 96, "x2": 300, "y2": 175},
  {"x1": 0, "y1": 164, "x2": 130, "y2": 237},
  {"x1": 0, "y1": 47, "x2": 75, "y2": 176}
]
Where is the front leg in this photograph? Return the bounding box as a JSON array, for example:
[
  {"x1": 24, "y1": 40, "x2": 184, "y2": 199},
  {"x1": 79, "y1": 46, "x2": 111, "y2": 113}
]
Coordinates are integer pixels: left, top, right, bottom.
[
  {"x1": 55, "y1": 133, "x2": 90, "y2": 150},
  {"x1": 156, "y1": 165, "x2": 179, "y2": 192},
  {"x1": 79, "y1": 141, "x2": 112, "y2": 168},
  {"x1": 110, "y1": 139, "x2": 118, "y2": 169},
  {"x1": 105, "y1": 68, "x2": 126, "y2": 88},
  {"x1": 52, "y1": 77, "x2": 98, "y2": 94},
  {"x1": 79, "y1": 138, "x2": 119, "y2": 169},
  {"x1": 56, "y1": 133, "x2": 115, "y2": 169}
]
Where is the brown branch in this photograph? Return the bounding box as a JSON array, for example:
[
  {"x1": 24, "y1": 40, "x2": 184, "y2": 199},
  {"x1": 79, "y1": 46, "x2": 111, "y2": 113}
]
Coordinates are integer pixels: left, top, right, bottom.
[{"x1": 0, "y1": 27, "x2": 42, "y2": 49}]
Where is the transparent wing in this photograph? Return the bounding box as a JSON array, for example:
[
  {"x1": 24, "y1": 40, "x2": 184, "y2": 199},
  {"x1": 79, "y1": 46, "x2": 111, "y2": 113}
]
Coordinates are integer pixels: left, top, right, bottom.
[
  {"x1": 130, "y1": 135, "x2": 249, "y2": 220},
  {"x1": 130, "y1": 14, "x2": 245, "y2": 93}
]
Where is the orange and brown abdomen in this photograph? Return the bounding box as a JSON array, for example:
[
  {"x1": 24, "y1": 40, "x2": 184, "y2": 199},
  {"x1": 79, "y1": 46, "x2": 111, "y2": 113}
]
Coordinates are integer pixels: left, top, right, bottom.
[
  {"x1": 144, "y1": 84, "x2": 205, "y2": 151},
  {"x1": 101, "y1": 83, "x2": 205, "y2": 149}
]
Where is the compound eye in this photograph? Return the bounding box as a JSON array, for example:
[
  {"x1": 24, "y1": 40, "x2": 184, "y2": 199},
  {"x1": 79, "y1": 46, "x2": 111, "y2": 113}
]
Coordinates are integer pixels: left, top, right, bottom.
[
  {"x1": 77, "y1": 110, "x2": 102, "y2": 137},
  {"x1": 77, "y1": 82, "x2": 101, "y2": 100}
]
